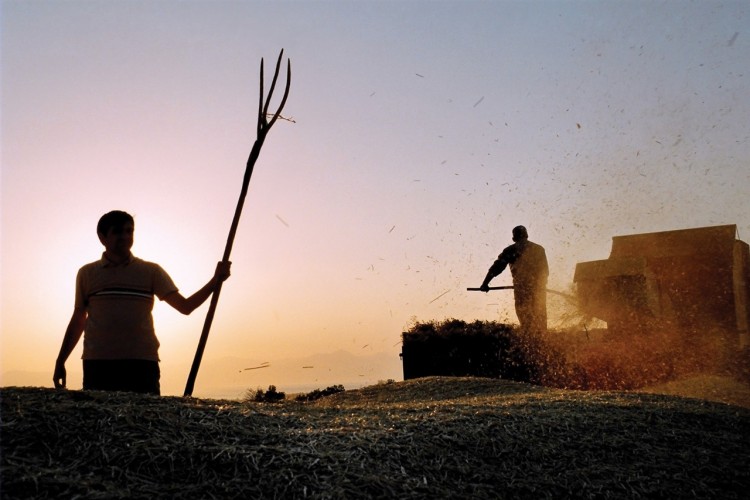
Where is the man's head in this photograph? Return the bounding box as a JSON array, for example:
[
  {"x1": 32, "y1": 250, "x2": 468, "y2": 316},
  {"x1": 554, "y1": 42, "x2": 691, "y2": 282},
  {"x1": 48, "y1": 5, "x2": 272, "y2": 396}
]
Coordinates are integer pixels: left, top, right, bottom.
[
  {"x1": 97, "y1": 210, "x2": 134, "y2": 237},
  {"x1": 512, "y1": 225, "x2": 528, "y2": 242},
  {"x1": 97, "y1": 211, "x2": 135, "y2": 258}
]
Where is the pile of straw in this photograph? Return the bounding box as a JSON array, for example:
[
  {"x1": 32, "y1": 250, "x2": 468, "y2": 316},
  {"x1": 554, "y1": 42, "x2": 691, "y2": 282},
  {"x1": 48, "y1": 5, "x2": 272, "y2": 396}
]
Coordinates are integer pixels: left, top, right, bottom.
[{"x1": 2, "y1": 377, "x2": 749, "y2": 498}]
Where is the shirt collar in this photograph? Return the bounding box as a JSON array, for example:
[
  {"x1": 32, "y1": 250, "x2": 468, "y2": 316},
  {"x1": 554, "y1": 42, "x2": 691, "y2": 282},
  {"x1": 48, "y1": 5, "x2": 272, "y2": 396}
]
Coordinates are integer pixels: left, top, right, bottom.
[{"x1": 100, "y1": 252, "x2": 135, "y2": 268}]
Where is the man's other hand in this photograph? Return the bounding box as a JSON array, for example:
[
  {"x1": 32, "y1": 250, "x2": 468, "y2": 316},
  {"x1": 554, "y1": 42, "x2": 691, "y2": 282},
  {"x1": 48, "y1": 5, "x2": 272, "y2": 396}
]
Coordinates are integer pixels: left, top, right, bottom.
[{"x1": 53, "y1": 360, "x2": 67, "y2": 389}]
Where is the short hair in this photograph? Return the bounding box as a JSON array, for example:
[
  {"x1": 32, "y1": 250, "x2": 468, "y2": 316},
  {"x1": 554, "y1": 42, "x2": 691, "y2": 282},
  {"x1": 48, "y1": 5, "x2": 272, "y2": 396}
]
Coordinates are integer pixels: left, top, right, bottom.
[
  {"x1": 97, "y1": 210, "x2": 134, "y2": 236},
  {"x1": 512, "y1": 225, "x2": 528, "y2": 242}
]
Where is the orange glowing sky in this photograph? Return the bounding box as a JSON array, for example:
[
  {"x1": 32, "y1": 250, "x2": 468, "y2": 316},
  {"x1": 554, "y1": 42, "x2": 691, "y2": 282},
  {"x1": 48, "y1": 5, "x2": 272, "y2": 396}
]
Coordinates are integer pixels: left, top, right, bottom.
[{"x1": 2, "y1": 0, "x2": 748, "y2": 398}]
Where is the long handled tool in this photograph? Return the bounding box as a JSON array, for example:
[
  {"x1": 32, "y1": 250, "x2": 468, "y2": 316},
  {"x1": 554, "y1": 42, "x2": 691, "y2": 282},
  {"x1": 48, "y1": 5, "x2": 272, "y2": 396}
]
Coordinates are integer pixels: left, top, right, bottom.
[
  {"x1": 468, "y1": 286, "x2": 577, "y2": 304},
  {"x1": 466, "y1": 286, "x2": 514, "y2": 291},
  {"x1": 183, "y1": 50, "x2": 291, "y2": 397}
]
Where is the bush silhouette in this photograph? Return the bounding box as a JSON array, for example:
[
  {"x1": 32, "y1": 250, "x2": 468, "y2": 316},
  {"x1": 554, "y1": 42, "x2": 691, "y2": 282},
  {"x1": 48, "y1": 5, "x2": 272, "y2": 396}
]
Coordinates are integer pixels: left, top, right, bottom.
[{"x1": 401, "y1": 319, "x2": 563, "y2": 384}]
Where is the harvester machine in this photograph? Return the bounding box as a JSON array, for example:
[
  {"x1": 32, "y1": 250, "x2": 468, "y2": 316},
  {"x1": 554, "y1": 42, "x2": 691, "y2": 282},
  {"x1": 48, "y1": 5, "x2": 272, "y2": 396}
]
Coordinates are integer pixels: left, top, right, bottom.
[{"x1": 574, "y1": 225, "x2": 750, "y2": 347}]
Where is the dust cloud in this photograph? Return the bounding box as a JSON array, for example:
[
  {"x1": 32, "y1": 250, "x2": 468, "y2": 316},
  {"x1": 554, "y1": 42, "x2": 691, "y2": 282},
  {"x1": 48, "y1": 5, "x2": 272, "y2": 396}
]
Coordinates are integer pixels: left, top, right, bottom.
[
  {"x1": 539, "y1": 323, "x2": 744, "y2": 389},
  {"x1": 531, "y1": 293, "x2": 750, "y2": 408}
]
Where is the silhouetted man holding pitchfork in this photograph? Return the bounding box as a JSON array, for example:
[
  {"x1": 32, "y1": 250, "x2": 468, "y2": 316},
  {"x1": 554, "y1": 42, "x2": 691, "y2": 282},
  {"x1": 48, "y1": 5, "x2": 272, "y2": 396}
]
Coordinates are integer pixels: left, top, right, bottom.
[
  {"x1": 479, "y1": 225, "x2": 549, "y2": 334},
  {"x1": 53, "y1": 210, "x2": 231, "y2": 395}
]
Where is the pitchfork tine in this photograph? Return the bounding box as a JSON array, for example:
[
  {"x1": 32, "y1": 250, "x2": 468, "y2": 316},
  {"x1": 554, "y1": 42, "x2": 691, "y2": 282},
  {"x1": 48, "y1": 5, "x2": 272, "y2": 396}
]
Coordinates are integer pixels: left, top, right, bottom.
[
  {"x1": 263, "y1": 50, "x2": 284, "y2": 119},
  {"x1": 266, "y1": 59, "x2": 291, "y2": 130},
  {"x1": 257, "y1": 58, "x2": 265, "y2": 133}
]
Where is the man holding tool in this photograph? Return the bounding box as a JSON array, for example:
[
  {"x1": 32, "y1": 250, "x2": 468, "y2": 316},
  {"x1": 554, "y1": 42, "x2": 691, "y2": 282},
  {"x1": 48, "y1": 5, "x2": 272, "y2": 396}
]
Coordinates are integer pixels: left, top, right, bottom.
[
  {"x1": 53, "y1": 210, "x2": 231, "y2": 395},
  {"x1": 474, "y1": 225, "x2": 548, "y2": 334}
]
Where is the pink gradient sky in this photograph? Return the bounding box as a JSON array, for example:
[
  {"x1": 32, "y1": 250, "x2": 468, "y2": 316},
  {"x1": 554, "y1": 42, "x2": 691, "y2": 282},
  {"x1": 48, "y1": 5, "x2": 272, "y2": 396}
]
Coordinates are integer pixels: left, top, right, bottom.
[{"x1": 2, "y1": 0, "x2": 748, "y2": 397}]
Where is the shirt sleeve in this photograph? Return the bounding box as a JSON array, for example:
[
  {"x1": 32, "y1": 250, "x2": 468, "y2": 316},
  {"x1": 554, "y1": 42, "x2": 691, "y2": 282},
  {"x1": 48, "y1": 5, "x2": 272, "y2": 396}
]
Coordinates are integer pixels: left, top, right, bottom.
[
  {"x1": 152, "y1": 264, "x2": 179, "y2": 300},
  {"x1": 488, "y1": 245, "x2": 517, "y2": 277},
  {"x1": 74, "y1": 267, "x2": 87, "y2": 309},
  {"x1": 488, "y1": 258, "x2": 508, "y2": 278}
]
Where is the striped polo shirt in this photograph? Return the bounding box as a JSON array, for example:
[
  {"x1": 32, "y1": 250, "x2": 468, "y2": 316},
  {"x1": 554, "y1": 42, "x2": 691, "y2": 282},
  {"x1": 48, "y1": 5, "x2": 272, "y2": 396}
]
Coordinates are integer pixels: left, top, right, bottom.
[{"x1": 75, "y1": 254, "x2": 178, "y2": 361}]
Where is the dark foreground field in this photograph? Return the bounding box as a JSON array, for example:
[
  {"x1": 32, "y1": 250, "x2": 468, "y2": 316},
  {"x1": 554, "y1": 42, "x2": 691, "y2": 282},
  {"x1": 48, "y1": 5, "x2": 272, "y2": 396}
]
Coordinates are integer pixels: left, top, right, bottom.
[{"x1": 2, "y1": 377, "x2": 750, "y2": 499}]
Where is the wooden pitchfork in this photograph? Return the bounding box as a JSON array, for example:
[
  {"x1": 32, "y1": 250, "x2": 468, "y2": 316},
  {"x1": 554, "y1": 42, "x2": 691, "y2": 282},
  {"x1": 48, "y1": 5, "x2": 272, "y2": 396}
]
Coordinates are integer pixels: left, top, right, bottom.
[{"x1": 183, "y1": 50, "x2": 291, "y2": 397}]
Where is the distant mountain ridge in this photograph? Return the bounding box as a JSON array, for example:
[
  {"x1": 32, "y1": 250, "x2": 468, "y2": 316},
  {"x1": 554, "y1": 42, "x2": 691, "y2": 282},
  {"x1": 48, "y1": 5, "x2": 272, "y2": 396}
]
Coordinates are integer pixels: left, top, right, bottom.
[
  {"x1": 184, "y1": 349, "x2": 403, "y2": 399},
  {"x1": 2, "y1": 350, "x2": 404, "y2": 400}
]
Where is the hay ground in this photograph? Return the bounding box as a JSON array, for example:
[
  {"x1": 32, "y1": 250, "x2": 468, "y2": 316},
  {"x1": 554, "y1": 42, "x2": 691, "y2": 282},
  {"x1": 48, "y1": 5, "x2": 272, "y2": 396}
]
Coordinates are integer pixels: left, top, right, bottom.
[{"x1": 2, "y1": 377, "x2": 750, "y2": 499}]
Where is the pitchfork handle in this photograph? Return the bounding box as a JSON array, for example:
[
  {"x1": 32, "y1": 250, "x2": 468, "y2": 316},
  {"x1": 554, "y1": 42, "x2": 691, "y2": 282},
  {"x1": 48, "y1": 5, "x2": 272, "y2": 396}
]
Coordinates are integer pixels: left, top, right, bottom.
[{"x1": 466, "y1": 286, "x2": 514, "y2": 291}]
